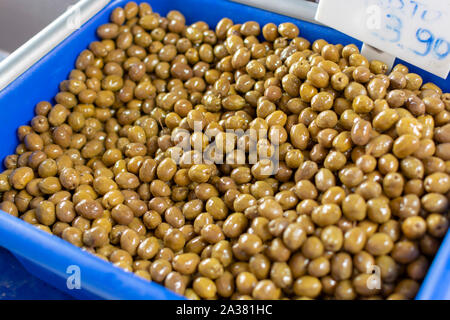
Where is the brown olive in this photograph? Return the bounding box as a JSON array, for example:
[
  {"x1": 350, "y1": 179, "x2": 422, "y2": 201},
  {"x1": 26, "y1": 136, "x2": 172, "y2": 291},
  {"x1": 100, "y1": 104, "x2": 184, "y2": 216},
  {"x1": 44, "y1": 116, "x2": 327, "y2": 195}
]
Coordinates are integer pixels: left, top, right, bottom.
[
  {"x1": 1, "y1": 6, "x2": 448, "y2": 302},
  {"x1": 75, "y1": 199, "x2": 103, "y2": 220}
]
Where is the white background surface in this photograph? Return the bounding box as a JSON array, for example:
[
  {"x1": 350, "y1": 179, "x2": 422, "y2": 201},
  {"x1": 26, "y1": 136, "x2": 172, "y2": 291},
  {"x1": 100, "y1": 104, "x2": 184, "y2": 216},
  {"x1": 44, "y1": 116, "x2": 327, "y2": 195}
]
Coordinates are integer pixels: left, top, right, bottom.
[
  {"x1": 0, "y1": 0, "x2": 110, "y2": 91},
  {"x1": 0, "y1": 0, "x2": 76, "y2": 53}
]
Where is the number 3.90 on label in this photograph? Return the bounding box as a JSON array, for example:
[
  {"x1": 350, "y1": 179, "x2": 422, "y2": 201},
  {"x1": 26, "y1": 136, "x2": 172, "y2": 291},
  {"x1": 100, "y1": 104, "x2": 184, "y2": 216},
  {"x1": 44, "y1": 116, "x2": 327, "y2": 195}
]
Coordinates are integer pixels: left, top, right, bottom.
[{"x1": 316, "y1": 0, "x2": 450, "y2": 79}]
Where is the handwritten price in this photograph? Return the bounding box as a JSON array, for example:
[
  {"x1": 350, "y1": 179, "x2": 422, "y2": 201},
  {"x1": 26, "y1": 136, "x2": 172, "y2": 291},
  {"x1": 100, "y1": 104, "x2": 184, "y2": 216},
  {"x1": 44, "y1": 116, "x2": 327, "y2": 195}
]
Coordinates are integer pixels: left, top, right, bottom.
[
  {"x1": 414, "y1": 28, "x2": 449, "y2": 59},
  {"x1": 316, "y1": 0, "x2": 450, "y2": 78},
  {"x1": 369, "y1": 0, "x2": 450, "y2": 60}
]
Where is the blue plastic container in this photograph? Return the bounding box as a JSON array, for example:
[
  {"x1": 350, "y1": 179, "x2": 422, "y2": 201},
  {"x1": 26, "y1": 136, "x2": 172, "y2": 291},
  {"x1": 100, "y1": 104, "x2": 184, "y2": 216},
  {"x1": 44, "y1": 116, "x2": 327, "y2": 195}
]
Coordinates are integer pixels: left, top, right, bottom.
[{"x1": 0, "y1": 0, "x2": 448, "y2": 300}]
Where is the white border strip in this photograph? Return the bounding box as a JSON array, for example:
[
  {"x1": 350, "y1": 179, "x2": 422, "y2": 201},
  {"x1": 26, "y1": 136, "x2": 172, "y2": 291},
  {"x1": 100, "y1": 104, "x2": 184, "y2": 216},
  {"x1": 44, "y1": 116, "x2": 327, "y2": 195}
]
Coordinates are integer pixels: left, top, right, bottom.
[
  {"x1": 0, "y1": 0, "x2": 110, "y2": 92},
  {"x1": 0, "y1": 49, "x2": 9, "y2": 62},
  {"x1": 230, "y1": 0, "x2": 320, "y2": 25}
]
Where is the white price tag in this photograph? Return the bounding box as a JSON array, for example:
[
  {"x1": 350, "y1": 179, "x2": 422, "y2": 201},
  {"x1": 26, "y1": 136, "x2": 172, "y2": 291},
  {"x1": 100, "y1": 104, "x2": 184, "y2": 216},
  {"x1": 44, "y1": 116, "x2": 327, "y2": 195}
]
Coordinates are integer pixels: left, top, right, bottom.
[{"x1": 315, "y1": 0, "x2": 450, "y2": 79}]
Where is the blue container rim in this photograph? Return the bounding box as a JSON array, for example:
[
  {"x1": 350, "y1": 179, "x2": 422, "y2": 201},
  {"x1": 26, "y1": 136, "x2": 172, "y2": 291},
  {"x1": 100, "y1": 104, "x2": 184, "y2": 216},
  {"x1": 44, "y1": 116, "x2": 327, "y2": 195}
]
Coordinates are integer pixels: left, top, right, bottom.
[{"x1": 0, "y1": 0, "x2": 448, "y2": 300}]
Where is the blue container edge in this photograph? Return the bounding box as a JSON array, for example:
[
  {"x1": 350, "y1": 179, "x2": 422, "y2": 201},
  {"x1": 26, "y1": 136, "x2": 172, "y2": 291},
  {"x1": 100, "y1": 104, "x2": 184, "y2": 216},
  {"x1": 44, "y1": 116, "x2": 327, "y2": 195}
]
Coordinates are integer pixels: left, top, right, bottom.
[
  {"x1": 0, "y1": 0, "x2": 448, "y2": 300},
  {"x1": 0, "y1": 211, "x2": 184, "y2": 300}
]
